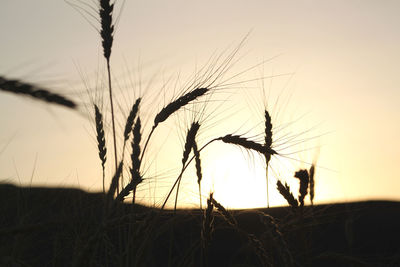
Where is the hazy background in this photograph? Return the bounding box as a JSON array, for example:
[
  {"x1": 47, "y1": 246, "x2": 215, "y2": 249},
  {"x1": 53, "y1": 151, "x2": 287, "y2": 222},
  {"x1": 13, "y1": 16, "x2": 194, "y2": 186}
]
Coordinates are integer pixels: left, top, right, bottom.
[{"x1": 1, "y1": 0, "x2": 399, "y2": 208}]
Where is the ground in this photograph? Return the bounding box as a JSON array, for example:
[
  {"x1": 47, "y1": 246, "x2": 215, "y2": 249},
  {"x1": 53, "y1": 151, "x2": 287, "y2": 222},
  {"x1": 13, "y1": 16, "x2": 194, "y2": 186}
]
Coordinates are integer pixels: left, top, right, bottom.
[{"x1": 1, "y1": 184, "x2": 399, "y2": 266}]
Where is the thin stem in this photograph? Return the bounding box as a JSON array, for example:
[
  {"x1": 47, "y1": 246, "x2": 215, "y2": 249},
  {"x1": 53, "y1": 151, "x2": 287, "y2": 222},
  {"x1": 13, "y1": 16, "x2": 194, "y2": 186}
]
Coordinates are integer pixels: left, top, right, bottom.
[
  {"x1": 102, "y1": 168, "x2": 105, "y2": 194},
  {"x1": 107, "y1": 59, "x2": 119, "y2": 194},
  {"x1": 132, "y1": 187, "x2": 137, "y2": 204},
  {"x1": 174, "y1": 177, "x2": 181, "y2": 213},
  {"x1": 161, "y1": 138, "x2": 219, "y2": 211},
  {"x1": 199, "y1": 183, "x2": 202, "y2": 211},
  {"x1": 266, "y1": 165, "x2": 270, "y2": 208},
  {"x1": 140, "y1": 126, "x2": 155, "y2": 165}
]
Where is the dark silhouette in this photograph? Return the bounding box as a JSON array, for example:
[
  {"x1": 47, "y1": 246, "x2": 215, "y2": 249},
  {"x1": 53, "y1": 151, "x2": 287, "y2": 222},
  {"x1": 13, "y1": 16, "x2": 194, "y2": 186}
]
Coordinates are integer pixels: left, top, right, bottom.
[{"x1": 1, "y1": 183, "x2": 400, "y2": 266}]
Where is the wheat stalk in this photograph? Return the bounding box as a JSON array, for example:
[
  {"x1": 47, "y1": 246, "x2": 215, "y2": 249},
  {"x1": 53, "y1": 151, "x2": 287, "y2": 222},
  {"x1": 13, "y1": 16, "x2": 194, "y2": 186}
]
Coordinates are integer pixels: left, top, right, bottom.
[
  {"x1": 276, "y1": 180, "x2": 298, "y2": 209},
  {"x1": 202, "y1": 193, "x2": 214, "y2": 250},
  {"x1": 219, "y1": 134, "x2": 276, "y2": 155},
  {"x1": 174, "y1": 122, "x2": 200, "y2": 211},
  {"x1": 248, "y1": 233, "x2": 272, "y2": 267},
  {"x1": 123, "y1": 98, "x2": 141, "y2": 145},
  {"x1": 264, "y1": 110, "x2": 273, "y2": 160},
  {"x1": 116, "y1": 117, "x2": 142, "y2": 202},
  {"x1": 140, "y1": 88, "x2": 209, "y2": 173},
  {"x1": 154, "y1": 88, "x2": 208, "y2": 127},
  {"x1": 182, "y1": 122, "x2": 200, "y2": 166},
  {"x1": 259, "y1": 213, "x2": 293, "y2": 267},
  {"x1": 94, "y1": 105, "x2": 107, "y2": 193},
  {"x1": 211, "y1": 198, "x2": 237, "y2": 226},
  {"x1": 120, "y1": 98, "x2": 141, "y2": 191},
  {"x1": 193, "y1": 140, "x2": 203, "y2": 210},
  {"x1": 294, "y1": 169, "x2": 309, "y2": 207},
  {"x1": 130, "y1": 117, "x2": 142, "y2": 204},
  {"x1": 264, "y1": 110, "x2": 273, "y2": 208},
  {"x1": 309, "y1": 164, "x2": 315, "y2": 205},
  {"x1": 98, "y1": 0, "x2": 118, "y2": 194},
  {"x1": 99, "y1": 0, "x2": 114, "y2": 61},
  {"x1": 210, "y1": 198, "x2": 273, "y2": 266},
  {"x1": 0, "y1": 76, "x2": 76, "y2": 109},
  {"x1": 107, "y1": 161, "x2": 123, "y2": 201}
]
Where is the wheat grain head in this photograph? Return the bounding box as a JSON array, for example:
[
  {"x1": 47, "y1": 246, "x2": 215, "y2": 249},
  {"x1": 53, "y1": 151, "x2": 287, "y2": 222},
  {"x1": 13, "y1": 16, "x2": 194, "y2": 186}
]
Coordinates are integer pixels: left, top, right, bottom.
[
  {"x1": 276, "y1": 180, "x2": 298, "y2": 209},
  {"x1": 123, "y1": 98, "x2": 141, "y2": 143},
  {"x1": 219, "y1": 134, "x2": 276, "y2": 156},
  {"x1": 99, "y1": 0, "x2": 114, "y2": 61},
  {"x1": 0, "y1": 76, "x2": 76, "y2": 109},
  {"x1": 94, "y1": 105, "x2": 107, "y2": 193},
  {"x1": 309, "y1": 164, "x2": 315, "y2": 205},
  {"x1": 294, "y1": 169, "x2": 309, "y2": 207},
  {"x1": 154, "y1": 88, "x2": 208, "y2": 128}
]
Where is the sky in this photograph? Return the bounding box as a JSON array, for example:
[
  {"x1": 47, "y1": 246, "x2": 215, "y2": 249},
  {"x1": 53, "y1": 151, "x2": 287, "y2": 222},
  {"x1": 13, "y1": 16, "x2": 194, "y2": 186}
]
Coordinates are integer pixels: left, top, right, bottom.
[{"x1": 1, "y1": 0, "x2": 399, "y2": 209}]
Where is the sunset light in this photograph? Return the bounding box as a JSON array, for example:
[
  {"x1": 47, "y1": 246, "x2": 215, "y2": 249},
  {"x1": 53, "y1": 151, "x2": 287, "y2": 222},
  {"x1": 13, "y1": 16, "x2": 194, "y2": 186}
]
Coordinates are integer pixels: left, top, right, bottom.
[
  {"x1": 2, "y1": 0, "x2": 399, "y2": 208},
  {"x1": 1, "y1": 1, "x2": 400, "y2": 265}
]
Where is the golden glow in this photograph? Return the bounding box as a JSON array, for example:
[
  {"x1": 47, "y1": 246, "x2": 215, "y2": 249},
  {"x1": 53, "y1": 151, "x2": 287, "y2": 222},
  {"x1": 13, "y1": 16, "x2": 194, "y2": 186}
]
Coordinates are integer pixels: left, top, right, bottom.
[
  {"x1": 2, "y1": 1, "x2": 400, "y2": 210},
  {"x1": 174, "y1": 142, "x2": 293, "y2": 209}
]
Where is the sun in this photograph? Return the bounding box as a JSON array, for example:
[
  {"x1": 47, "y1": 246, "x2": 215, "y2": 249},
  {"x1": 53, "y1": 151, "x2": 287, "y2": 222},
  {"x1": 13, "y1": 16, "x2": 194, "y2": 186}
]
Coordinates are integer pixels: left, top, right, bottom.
[{"x1": 190, "y1": 143, "x2": 289, "y2": 209}]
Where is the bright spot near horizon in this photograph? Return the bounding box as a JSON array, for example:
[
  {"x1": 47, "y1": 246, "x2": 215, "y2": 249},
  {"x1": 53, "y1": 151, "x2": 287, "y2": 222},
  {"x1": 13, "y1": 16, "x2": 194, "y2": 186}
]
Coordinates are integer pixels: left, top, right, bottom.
[
  {"x1": 158, "y1": 133, "x2": 307, "y2": 210},
  {"x1": 1, "y1": 0, "x2": 400, "y2": 210}
]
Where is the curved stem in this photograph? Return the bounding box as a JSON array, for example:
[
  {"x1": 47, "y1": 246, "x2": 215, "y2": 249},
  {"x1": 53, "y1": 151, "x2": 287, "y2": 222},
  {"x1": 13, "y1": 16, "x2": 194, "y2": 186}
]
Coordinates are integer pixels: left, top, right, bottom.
[
  {"x1": 161, "y1": 138, "x2": 220, "y2": 211},
  {"x1": 139, "y1": 126, "x2": 155, "y2": 166},
  {"x1": 174, "y1": 175, "x2": 181, "y2": 213}
]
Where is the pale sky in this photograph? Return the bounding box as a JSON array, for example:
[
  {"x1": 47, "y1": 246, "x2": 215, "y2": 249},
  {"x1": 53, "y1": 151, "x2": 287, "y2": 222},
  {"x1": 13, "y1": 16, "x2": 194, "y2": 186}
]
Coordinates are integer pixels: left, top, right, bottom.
[{"x1": 1, "y1": 0, "x2": 399, "y2": 209}]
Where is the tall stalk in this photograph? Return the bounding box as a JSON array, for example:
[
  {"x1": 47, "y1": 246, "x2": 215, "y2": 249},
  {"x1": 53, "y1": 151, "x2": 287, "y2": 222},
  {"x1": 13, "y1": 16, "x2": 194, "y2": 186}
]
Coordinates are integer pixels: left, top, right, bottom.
[
  {"x1": 99, "y1": 0, "x2": 119, "y2": 193},
  {"x1": 106, "y1": 60, "x2": 118, "y2": 192},
  {"x1": 265, "y1": 110, "x2": 273, "y2": 208}
]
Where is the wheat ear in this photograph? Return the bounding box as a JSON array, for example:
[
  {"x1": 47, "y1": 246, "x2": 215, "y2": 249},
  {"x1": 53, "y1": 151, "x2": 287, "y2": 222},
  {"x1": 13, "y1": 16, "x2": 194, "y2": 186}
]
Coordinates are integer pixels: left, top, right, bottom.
[
  {"x1": 120, "y1": 98, "x2": 141, "y2": 190},
  {"x1": 276, "y1": 180, "x2": 298, "y2": 209},
  {"x1": 99, "y1": 0, "x2": 118, "y2": 194},
  {"x1": 193, "y1": 140, "x2": 203, "y2": 210},
  {"x1": 219, "y1": 134, "x2": 276, "y2": 155},
  {"x1": 160, "y1": 136, "x2": 220, "y2": 210},
  {"x1": 211, "y1": 198, "x2": 237, "y2": 226},
  {"x1": 140, "y1": 88, "x2": 209, "y2": 172},
  {"x1": 174, "y1": 122, "x2": 200, "y2": 211},
  {"x1": 202, "y1": 193, "x2": 214, "y2": 250},
  {"x1": 294, "y1": 169, "x2": 309, "y2": 207},
  {"x1": 0, "y1": 76, "x2": 76, "y2": 109},
  {"x1": 123, "y1": 98, "x2": 141, "y2": 145},
  {"x1": 130, "y1": 117, "x2": 142, "y2": 203},
  {"x1": 94, "y1": 105, "x2": 107, "y2": 193},
  {"x1": 212, "y1": 197, "x2": 271, "y2": 266},
  {"x1": 154, "y1": 88, "x2": 208, "y2": 127},
  {"x1": 265, "y1": 110, "x2": 273, "y2": 208},
  {"x1": 309, "y1": 164, "x2": 315, "y2": 205},
  {"x1": 99, "y1": 0, "x2": 114, "y2": 61},
  {"x1": 116, "y1": 117, "x2": 142, "y2": 202}
]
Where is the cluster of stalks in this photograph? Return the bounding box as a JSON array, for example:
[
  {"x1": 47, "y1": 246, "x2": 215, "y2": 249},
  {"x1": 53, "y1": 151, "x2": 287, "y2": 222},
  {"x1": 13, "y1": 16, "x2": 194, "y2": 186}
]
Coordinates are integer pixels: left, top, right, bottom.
[
  {"x1": 0, "y1": 9, "x2": 313, "y2": 209},
  {"x1": 0, "y1": 0, "x2": 287, "y2": 210},
  {"x1": 90, "y1": 0, "x2": 281, "y2": 209},
  {"x1": 1, "y1": 1, "x2": 321, "y2": 266},
  {"x1": 276, "y1": 164, "x2": 316, "y2": 211}
]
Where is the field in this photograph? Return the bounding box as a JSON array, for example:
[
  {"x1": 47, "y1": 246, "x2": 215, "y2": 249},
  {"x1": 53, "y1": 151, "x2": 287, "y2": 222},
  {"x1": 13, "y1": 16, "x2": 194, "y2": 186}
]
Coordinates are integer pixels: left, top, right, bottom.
[{"x1": 1, "y1": 184, "x2": 400, "y2": 266}]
